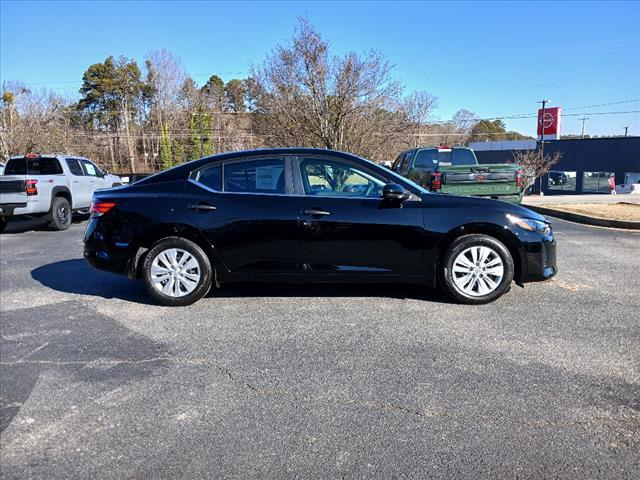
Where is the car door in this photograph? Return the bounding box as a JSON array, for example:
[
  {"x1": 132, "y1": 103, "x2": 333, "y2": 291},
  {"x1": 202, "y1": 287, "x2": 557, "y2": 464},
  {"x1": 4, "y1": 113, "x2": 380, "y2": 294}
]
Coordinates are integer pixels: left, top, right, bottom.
[
  {"x1": 65, "y1": 158, "x2": 92, "y2": 207},
  {"x1": 79, "y1": 159, "x2": 104, "y2": 204},
  {"x1": 185, "y1": 155, "x2": 302, "y2": 274},
  {"x1": 294, "y1": 155, "x2": 425, "y2": 276}
]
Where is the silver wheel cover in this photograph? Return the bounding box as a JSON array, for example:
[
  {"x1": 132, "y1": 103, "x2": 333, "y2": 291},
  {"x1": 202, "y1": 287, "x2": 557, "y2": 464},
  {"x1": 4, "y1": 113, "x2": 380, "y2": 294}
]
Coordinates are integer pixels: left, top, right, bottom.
[
  {"x1": 451, "y1": 246, "x2": 504, "y2": 297},
  {"x1": 150, "y1": 248, "x2": 201, "y2": 298}
]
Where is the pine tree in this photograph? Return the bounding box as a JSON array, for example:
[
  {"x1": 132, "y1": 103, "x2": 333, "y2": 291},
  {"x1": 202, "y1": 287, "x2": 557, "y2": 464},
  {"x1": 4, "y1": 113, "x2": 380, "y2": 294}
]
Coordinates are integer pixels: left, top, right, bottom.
[{"x1": 160, "y1": 123, "x2": 172, "y2": 169}]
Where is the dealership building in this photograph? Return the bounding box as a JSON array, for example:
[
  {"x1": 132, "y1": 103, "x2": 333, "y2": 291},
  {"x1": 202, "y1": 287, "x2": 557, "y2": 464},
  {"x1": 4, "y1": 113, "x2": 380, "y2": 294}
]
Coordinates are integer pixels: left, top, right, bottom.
[
  {"x1": 470, "y1": 106, "x2": 640, "y2": 195},
  {"x1": 472, "y1": 137, "x2": 640, "y2": 195}
]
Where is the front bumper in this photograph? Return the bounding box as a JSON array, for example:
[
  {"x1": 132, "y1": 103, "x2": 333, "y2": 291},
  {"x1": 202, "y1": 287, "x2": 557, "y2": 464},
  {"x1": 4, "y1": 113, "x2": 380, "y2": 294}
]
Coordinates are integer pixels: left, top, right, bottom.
[{"x1": 519, "y1": 234, "x2": 557, "y2": 283}]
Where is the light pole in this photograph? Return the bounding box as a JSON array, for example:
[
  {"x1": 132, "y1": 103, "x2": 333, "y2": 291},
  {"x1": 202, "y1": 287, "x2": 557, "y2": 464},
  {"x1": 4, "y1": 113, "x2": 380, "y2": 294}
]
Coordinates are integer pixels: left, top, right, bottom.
[
  {"x1": 579, "y1": 117, "x2": 589, "y2": 138},
  {"x1": 537, "y1": 99, "x2": 548, "y2": 195}
]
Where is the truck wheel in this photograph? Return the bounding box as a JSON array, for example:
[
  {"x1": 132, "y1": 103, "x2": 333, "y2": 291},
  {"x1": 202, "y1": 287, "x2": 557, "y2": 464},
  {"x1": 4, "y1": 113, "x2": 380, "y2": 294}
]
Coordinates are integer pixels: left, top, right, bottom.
[
  {"x1": 48, "y1": 196, "x2": 73, "y2": 231},
  {"x1": 440, "y1": 234, "x2": 514, "y2": 305},
  {"x1": 0, "y1": 217, "x2": 7, "y2": 233},
  {"x1": 142, "y1": 237, "x2": 213, "y2": 307}
]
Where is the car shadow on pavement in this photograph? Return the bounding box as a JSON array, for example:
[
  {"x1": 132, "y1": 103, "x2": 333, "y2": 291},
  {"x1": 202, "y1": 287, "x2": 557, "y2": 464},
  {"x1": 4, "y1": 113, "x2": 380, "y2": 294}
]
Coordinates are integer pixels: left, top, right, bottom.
[
  {"x1": 32, "y1": 259, "x2": 449, "y2": 304},
  {"x1": 213, "y1": 282, "x2": 450, "y2": 303},
  {"x1": 31, "y1": 259, "x2": 154, "y2": 305}
]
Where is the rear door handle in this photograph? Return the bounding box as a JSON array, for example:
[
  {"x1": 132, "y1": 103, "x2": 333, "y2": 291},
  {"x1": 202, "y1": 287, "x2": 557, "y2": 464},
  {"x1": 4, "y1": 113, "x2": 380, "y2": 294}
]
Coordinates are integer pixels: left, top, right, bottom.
[
  {"x1": 302, "y1": 208, "x2": 330, "y2": 216},
  {"x1": 188, "y1": 202, "x2": 217, "y2": 211}
]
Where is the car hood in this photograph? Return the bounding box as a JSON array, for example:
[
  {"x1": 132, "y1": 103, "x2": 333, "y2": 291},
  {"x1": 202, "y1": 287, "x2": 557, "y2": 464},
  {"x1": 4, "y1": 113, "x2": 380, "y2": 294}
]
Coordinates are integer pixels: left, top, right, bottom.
[{"x1": 428, "y1": 193, "x2": 548, "y2": 223}]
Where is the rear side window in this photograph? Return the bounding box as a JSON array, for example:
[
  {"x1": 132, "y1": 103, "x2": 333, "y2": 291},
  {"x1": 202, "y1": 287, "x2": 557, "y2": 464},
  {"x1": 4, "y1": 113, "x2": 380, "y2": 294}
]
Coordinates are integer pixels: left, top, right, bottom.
[
  {"x1": 4, "y1": 157, "x2": 63, "y2": 175},
  {"x1": 66, "y1": 158, "x2": 84, "y2": 176},
  {"x1": 196, "y1": 164, "x2": 222, "y2": 191},
  {"x1": 224, "y1": 158, "x2": 285, "y2": 194}
]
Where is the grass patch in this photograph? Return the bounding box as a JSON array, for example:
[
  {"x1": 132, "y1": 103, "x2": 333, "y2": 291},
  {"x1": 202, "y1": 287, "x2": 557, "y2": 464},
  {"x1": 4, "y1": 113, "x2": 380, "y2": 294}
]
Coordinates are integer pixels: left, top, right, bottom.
[{"x1": 544, "y1": 202, "x2": 640, "y2": 222}]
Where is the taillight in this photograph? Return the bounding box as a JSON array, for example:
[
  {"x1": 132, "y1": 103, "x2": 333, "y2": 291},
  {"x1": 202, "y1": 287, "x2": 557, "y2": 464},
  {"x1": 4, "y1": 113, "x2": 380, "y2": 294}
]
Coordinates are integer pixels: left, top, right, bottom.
[
  {"x1": 25, "y1": 179, "x2": 38, "y2": 196},
  {"x1": 90, "y1": 201, "x2": 116, "y2": 216},
  {"x1": 516, "y1": 169, "x2": 524, "y2": 188},
  {"x1": 431, "y1": 172, "x2": 442, "y2": 191}
]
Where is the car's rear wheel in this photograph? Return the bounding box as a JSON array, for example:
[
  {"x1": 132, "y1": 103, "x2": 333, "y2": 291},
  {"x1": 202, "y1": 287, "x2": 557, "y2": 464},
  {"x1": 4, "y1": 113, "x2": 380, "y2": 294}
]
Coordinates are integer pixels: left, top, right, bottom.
[
  {"x1": 48, "y1": 196, "x2": 72, "y2": 231},
  {"x1": 441, "y1": 234, "x2": 514, "y2": 304},
  {"x1": 142, "y1": 237, "x2": 212, "y2": 306}
]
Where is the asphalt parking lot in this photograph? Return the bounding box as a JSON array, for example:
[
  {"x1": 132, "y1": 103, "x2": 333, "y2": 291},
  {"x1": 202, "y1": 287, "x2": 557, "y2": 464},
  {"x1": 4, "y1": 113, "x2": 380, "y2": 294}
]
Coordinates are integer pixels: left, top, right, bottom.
[{"x1": 1, "y1": 216, "x2": 638, "y2": 479}]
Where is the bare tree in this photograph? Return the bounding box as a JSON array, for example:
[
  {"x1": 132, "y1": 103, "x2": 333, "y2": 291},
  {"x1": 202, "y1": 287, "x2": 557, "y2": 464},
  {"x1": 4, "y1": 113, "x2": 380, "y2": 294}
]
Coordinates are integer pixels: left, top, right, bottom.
[
  {"x1": 248, "y1": 18, "x2": 409, "y2": 161},
  {"x1": 512, "y1": 149, "x2": 562, "y2": 189},
  {"x1": 403, "y1": 91, "x2": 437, "y2": 147}
]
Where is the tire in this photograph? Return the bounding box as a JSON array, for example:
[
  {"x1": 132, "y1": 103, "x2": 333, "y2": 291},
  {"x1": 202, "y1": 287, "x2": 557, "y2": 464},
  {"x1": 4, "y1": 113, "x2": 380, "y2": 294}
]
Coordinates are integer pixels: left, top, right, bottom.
[
  {"x1": 142, "y1": 237, "x2": 213, "y2": 307},
  {"x1": 440, "y1": 234, "x2": 514, "y2": 305},
  {"x1": 48, "y1": 196, "x2": 72, "y2": 231},
  {"x1": 0, "y1": 217, "x2": 7, "y2": 233}
]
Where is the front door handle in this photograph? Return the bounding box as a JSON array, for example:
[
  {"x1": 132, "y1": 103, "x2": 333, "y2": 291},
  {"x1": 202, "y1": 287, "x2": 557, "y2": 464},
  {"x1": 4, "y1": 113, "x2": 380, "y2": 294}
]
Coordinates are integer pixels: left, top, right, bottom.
[
  {"x1": 188, "y1": 202, "x2": 217, "y2": 211},
  {"x1": 302, "y1": 208, "x2": 330, "y2": 216}
]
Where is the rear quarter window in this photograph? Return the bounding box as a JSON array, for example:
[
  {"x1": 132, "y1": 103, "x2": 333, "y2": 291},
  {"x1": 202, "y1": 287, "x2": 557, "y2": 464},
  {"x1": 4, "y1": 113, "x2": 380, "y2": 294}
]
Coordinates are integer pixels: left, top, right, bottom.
[{"x1": 5, "y1": 157, "x2": 63, "y2": 175}]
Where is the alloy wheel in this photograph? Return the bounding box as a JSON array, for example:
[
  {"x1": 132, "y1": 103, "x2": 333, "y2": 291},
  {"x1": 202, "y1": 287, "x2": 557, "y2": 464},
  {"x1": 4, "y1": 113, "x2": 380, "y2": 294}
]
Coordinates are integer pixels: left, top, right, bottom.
[{"x1": 451, "y1": 246, "x2": 504, "y2": 297}]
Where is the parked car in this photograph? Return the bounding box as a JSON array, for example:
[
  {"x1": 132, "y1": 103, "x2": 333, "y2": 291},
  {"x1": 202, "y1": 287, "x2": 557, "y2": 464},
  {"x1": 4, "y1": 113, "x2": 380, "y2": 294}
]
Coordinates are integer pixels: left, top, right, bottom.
[
  {"x1": 84, "y1": 148, "x2": 557, "y2": 307},
  {"x1": 392, "y1": 146, "x2": 524, "y2": 203},
  {"x1": 0, "y1": 154, "x2": 122, "y2": 232},
  {"x1": 548, "y1": 171, "x2": 568, "y2": 186}
]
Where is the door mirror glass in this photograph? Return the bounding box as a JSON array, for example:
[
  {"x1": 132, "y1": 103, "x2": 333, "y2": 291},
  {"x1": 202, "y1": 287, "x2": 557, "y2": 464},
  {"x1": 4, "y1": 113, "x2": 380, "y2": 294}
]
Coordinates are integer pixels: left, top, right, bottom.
[{"x1": 383, "y1": 183, "x2": 406, "y2": 201}]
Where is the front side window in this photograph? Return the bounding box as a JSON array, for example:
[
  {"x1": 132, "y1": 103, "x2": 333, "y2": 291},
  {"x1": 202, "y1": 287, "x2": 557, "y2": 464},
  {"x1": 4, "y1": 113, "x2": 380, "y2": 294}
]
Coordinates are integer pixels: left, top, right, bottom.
[
  {"x1": 582, "y1": 172, "x2": 614, "y2": 193},
  {"x1": 300, "y1": 158, "x2": 386, "y2": 198},
  {"x1": 548, "y1": 171, "x2": 576, "y2": 191},
  {"x1": 224, "y1": 158, "x2": 285, "y2": 194},
  {"x1": 80, "y1": 160, "x2": 100, "y2": 177},
  {"x1": 66, "y1": 158, "x2": 84, "y2": 176}
]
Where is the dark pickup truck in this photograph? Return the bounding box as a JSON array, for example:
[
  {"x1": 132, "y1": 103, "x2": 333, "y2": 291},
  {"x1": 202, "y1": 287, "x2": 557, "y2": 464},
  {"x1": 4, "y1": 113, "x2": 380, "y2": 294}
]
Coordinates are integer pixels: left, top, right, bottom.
[{"x1": 392, "y1": 146, "x2": 524, "y2": 203}]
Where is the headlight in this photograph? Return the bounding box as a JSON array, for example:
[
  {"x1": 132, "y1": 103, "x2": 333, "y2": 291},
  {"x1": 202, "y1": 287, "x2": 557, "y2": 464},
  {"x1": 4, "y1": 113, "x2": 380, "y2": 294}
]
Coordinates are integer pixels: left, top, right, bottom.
[{"x1": 506, "y1": 214, "x2": 551, "y2": 235}]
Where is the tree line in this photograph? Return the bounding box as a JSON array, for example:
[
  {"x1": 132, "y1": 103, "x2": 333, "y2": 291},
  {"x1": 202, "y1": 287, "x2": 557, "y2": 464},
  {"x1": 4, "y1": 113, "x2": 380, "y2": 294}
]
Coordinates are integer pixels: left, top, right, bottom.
[{"x1": 0, "y1": 19, "x2": 530, "y2": 172}]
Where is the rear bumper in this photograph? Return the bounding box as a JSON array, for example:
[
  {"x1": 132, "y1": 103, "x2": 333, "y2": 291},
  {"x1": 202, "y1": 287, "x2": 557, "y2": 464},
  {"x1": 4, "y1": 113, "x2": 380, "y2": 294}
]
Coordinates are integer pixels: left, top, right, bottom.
[
  {"x1": 0, "y1": 203, "x2": 28, "y2": 216},
  {"x1": 83, "y1": 217, "x2": 133, "y2": 275}
]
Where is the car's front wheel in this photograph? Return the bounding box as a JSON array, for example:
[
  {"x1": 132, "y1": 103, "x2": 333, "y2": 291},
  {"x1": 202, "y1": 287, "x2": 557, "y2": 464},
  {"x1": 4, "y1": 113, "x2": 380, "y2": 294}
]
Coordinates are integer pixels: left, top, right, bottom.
[
  {"x1": 441, "y1": 234, "x2": 514, "y2": 304},
  {"x1": 142, "y1": 237, "x2": 213, "y2": 306}
]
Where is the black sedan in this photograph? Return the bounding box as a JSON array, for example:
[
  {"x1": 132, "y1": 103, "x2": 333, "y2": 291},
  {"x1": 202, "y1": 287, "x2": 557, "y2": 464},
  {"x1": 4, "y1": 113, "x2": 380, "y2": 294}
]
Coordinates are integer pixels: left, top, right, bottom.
[{"x1": 83, "y1": 148, "x2": 557, "y2": 306}]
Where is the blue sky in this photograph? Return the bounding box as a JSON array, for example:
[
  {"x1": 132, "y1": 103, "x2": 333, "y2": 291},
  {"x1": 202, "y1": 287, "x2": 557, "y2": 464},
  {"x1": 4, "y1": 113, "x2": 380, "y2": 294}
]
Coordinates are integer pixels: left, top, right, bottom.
[{"x1": 1, "y1": 0, "x2": 639, "y2": 136}]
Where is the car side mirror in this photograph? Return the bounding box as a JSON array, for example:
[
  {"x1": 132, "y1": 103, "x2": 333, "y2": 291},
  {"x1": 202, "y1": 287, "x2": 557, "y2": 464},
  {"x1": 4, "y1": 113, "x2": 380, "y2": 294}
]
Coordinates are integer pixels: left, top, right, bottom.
[{"x1": 382, "y1": 183, "x2": 407, "y2": 201}]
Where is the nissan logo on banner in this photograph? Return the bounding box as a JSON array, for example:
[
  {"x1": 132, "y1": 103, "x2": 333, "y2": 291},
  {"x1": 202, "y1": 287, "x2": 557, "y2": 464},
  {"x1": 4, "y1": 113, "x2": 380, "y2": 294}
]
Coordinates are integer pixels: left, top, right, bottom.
[{"x1": 537, "y1": 107, "x2": 562, "y2": 140}]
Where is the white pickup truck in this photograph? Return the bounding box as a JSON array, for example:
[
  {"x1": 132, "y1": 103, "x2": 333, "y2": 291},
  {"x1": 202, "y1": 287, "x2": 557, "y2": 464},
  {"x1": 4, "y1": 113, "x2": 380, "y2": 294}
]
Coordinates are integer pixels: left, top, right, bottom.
[{"x1": 0, "y1": 154, "x2": 122, "y2": 232}]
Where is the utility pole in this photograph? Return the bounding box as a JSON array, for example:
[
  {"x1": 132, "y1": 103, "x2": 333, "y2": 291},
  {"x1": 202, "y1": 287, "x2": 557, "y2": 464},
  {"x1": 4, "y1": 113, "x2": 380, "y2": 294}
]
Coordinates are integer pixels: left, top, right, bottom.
[
  {"x1": 624, "y1": 126, "x2": 629, "y2": 137},
  {"x1": 537, "y1": 99, "x2": 548, "y2": 195},
  {"x1": 579, "y1": 117, "x2": 589, "y2": 138}
]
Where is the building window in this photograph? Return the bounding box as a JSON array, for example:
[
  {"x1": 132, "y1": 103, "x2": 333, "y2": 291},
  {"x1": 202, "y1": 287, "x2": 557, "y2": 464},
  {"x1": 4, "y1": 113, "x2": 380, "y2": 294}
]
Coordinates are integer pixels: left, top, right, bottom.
[
  {"x1": 625, "y1": 172, "x2": 640, "y2": 184},
  {"x1": 582, "y1": 172, "x2": 614, "y2": 193},
  {"x1": 547, "y1": 171, "x2": 576, "y2": 191}
]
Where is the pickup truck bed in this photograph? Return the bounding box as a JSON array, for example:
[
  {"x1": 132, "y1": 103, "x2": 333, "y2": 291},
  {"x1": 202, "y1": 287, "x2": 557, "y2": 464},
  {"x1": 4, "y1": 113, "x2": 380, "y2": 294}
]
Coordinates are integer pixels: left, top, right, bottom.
[{"x1": 392, "y1": 147, "x2": 523, "y2": 203}]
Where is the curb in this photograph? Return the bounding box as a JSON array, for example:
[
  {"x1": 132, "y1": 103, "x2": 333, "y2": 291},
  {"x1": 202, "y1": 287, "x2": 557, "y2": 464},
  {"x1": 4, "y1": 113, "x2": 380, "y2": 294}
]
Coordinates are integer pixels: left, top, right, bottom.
[{"x1": 526, "y1": 205, "x2": 640, "y2": 230}]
